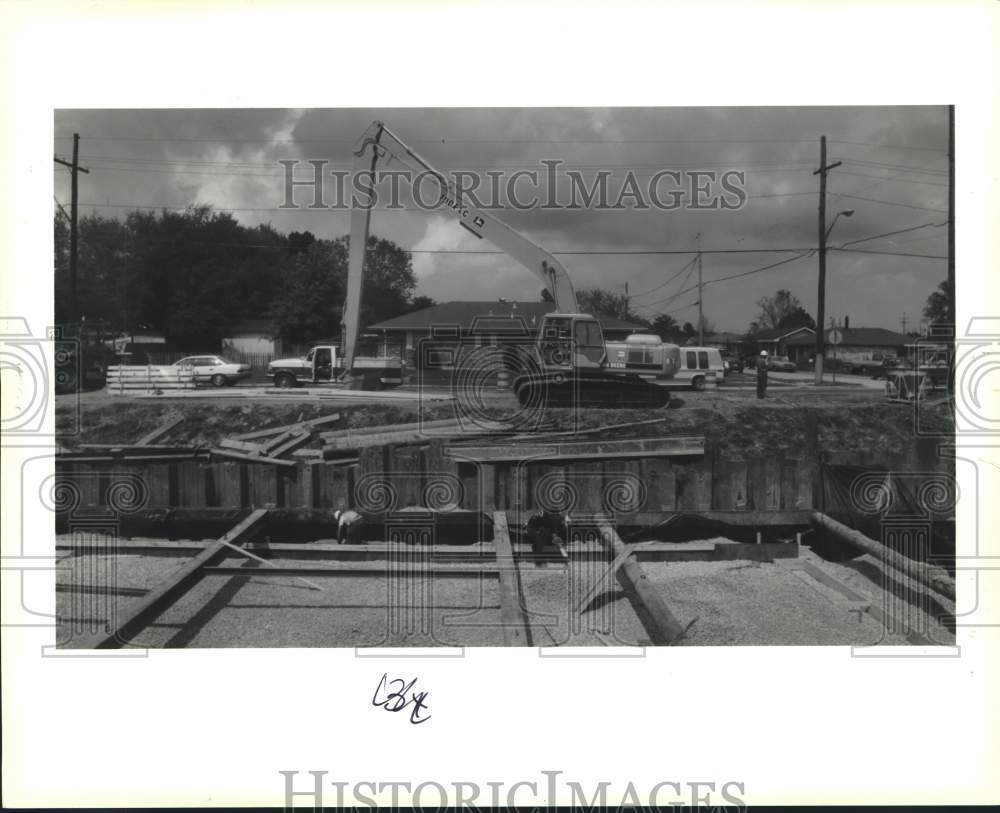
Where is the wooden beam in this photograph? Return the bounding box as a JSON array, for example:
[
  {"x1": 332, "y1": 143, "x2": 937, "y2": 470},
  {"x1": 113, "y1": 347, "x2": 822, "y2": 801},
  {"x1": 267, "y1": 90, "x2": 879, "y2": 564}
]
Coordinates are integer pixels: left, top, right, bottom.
[
  {"x1": 70, "y1": 509, "x2": 269, "y2": 649},
  {"x1": 493, "y1": 511, "x2": 530, "y2": 645},
  {"x1": 811, "y1": 511, "x2": 955, "y2": 600},
  {"x1": 448, "y1": 436, "x2": 706, "y2": 463},
  {"x1": 202, "y1": 564, "x2": 502, "y2": 577},
  {"x1": 267, "y1": 431, "x2": 312, "y2": 458},
  {"x1": 219, "y1": 438, "x2": 267, "y2": 454},
  {"x1": 230, "y1": 412, "x2": 341, "y2": 441},
  {"x1": 135, "y1": 415, "x2": 185, "y2": 446},
  {"x1": 596, "y1": 518, "x2": 686, "y2": 645},
  {"x1": 209, "y1": 448, "x2": 297, "y2": 467}
]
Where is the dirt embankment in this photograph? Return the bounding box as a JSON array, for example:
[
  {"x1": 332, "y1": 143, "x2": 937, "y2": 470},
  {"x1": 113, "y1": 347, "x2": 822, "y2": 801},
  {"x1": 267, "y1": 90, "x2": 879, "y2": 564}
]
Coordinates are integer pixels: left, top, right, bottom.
[{"x1": 56, "y1": 396, "x2": 954, "y2": 460}]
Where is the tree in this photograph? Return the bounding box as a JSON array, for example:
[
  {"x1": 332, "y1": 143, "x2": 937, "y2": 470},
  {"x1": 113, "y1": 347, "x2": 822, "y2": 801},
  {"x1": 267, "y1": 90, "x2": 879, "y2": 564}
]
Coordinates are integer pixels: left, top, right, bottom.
[
  {"x1": 576, "y1": 287, "x2": 648, "y2": 326},
  {"x1": 752, "y1": 289, "x2": 815, "y2": 332},
  {"x1": 406, "y1": 295, "x2": 436, "y2": 313},
  {"x1": 650, "y1": 314, "x2": 680, "y2": 342},
  {"x1": 923, "y1": 279, "x2": 951, "y2": 326},
  {"x1": 681, "y1": 321, "x2": 697, "y2": 342},
  {"x1": 540, "y1": 288, "x2": 554, "y2": 302}
]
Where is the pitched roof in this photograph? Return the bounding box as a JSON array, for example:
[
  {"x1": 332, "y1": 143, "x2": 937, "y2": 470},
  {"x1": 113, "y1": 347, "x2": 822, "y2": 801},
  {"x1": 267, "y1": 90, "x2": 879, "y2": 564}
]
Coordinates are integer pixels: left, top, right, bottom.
[
  {"x1": 368, "y1": 301, "x2": 646, "y2": 333},
  {"x1": 747, "y1": 325, "x2": 816, "y2": 341},
  {"x1": 703, "y1": 331, "x2": 745, "y2": 343},
  {"x1": 785, "y1": 327, "x2": 912, "y2": 346}
]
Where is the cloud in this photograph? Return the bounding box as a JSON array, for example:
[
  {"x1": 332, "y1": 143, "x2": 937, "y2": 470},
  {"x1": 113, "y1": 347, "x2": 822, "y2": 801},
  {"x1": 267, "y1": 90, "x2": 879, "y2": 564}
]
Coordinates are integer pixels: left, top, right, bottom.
[{"x1": 54, "y1": 106, "x2": 949, "y2": 331}]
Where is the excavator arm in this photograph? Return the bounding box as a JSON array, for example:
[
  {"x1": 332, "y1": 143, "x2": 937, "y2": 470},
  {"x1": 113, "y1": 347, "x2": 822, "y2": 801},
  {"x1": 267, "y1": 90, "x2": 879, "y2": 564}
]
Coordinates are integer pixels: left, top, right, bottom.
[{"x1": 341, "y1": 120, "x2": 581, "y2": 373}]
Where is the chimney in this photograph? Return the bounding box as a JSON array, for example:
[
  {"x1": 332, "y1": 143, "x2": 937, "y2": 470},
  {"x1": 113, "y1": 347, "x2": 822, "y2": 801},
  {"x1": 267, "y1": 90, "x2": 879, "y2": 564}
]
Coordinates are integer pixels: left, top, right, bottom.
[{"x1": 844, "y1": 315, "x2": 850, "y2": 331}]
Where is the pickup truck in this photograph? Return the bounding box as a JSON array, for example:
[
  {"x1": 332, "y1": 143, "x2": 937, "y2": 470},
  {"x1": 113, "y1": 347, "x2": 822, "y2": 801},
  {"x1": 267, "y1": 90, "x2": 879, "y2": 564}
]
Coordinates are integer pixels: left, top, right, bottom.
[{"x1": 266, "y1": 345, "x2": 403, "y2": 389}]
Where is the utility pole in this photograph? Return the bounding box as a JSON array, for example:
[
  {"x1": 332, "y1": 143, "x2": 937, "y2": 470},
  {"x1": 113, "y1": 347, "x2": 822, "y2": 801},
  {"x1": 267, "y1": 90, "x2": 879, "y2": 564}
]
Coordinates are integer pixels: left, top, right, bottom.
[
  {"x1": 54, "y1": 133, "x2": 90, "y2": 321},
  {"x1": 947, "y1": 105, "x2": 955, "y2": 403},
  {"x1": 623, "y1": 282, "x2": 629, "y2": 318},
  {"x1": 813, "y1": 135, "x2": 842, "y2": 384},
  {"x1": 697, "y1": 252, "x2": 704, "y2": 345}
]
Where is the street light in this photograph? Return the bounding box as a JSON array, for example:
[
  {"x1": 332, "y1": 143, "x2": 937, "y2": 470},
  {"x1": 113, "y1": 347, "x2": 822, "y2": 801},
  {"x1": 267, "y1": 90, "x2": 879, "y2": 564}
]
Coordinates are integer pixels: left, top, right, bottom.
[
  {"x1": 825, "y1": 208, "x2": 854, "y2": 240},
  {"x1": 814, "y1": 208, "x2": 856, "y2": 384}
]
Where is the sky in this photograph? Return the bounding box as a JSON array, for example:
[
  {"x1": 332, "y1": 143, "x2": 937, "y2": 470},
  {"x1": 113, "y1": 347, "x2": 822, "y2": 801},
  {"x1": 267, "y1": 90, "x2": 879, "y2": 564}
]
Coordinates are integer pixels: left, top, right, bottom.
[{"x1": 53, "y1": 107, "x2": 950, "y2": 334}]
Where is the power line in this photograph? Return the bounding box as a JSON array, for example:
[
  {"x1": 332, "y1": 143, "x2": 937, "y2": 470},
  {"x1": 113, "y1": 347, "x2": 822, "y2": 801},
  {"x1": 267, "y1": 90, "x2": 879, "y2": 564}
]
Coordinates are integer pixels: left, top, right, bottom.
[
  {"x1": 628, "y1": 255, "x2": 699, "y2": 298},
  {"x1": 834, "y1": 221, "x2": 948, "y2": 248},
  {"x1": 832, "y1": 247, "x2": 947, "y2": 259},
  {"x1": 833, "y1": 193, "x2": 947, "y2": 213},
  {"x1": 634, "y1": 263, "x2": 700, "y2": 308},
  {"x1": 827, "y1": 139, "x2": 946, "y2": 153}
]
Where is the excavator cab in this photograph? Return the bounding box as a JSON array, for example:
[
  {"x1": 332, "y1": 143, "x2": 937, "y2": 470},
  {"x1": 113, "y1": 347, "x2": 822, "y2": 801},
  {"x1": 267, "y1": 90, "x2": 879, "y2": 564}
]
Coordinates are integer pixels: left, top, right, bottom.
[{"x1": 537, "y1": 314, "x2": 606, "y2": 370}]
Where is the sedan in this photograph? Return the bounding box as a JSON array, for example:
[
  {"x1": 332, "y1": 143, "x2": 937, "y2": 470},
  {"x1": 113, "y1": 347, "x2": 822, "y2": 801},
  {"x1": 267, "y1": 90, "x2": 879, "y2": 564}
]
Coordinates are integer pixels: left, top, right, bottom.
[
  {"x1": 766, "y1": 355, "x2": 797, "y2": 373},
  {"x1": 173, "y1": 355, "x2": 251, "y2": 386}
]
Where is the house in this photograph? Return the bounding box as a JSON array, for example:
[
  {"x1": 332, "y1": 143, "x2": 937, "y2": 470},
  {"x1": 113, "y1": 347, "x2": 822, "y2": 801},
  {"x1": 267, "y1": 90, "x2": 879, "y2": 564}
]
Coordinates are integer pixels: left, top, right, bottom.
[
  {"x1": 785, "y1": 323, "x2": 912, "y2": 365},
  {"x1": 367, "y1": 300, "x2": 647, "y2": 369},
  {"x1": 701, "y1": 331, "x2": 746, "y2": 354},
  {"x1": 744, "y1": 325, "x2": 816, "y2": 364},
  {"x1": 221, "y1": 319, "x2": 284, "y2": 358}
]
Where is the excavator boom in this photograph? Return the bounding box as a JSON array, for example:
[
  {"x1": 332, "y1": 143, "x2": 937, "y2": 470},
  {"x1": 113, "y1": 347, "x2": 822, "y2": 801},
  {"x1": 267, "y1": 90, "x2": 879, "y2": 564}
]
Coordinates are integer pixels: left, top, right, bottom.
[{"x1": 342, "y1": 121, "x2": 581, "y2": 372}]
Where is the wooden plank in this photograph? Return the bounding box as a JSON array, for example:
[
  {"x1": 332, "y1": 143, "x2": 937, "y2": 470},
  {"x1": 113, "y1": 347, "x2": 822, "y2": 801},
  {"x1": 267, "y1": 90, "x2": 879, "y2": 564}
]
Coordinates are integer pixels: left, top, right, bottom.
[
  {"x1": 208, "y1": 447, "x2": 296, "y2": 467},
  {"x1": 214, "y1": 462, "x2": 244, "y2": 508},
  {"x1": 219, "y1": 438, "x2": 267, "y2": 454},
  {"x1": 203, "y1": 565, "x2": 502, "y2": 578},
  {"x1": 135, "y1": 415, "x2": 185, "y2": 446},
  {"x1": 448, "y1": 435, "x2": 706, "y2": 463},
  {"x1": 479, "y1": 463, "x2": 496, "y2": 513},
  {"x1": 70, "y1": 509, "x2": 269, "y2": 649},
  {"x1": 231, "y1": 412, "x2": 341, "y2": 441},
  {"x1": 268, "y1": 432, "x2": 312, "y2": 459},
  {"x1": 493, "y1": 512, "x2": 529, "y2": 646},
  {"x1": 596, "y1": 519, "x2": 686, "y2": 645},
  {"x1": 176, "y1": 460, "x2": 207, "y2": 508},
  {"x1": 248, "y1": 465, "x2": 278, "y2": 508},
  {"x1": 641, "y1": 458, "x2": 676, "y2": 512},
  {"x1": 389, "y1": 444, "x2": 422, "y2": 508}
]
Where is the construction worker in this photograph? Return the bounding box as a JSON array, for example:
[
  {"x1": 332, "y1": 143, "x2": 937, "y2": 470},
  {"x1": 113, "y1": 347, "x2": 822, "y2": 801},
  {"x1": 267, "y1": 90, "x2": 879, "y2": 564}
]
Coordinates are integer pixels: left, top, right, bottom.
[
  {"x1": 756, "y1": 350, "x2": 769, "y2": 399},
  {"x1": 334, "y1": 509, "x2": 364, "y2": 544}
]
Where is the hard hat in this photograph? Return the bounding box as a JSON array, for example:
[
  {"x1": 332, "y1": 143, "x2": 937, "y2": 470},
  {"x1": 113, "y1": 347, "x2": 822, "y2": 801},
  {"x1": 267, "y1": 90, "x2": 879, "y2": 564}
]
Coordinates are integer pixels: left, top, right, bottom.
[{"x1": 760, "y1": 350, "x2": 768, "y2": 356}]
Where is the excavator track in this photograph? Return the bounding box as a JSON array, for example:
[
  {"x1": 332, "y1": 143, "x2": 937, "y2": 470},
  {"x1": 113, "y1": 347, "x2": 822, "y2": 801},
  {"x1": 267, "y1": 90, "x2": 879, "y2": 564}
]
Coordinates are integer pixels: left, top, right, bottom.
[{"x1": 512, "y1": 370, "x2": 671, "y2": 410}]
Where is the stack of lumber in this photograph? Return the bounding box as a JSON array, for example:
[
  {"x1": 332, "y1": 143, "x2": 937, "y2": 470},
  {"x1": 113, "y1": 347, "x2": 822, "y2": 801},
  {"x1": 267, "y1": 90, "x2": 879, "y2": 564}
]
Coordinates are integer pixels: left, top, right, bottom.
[{"x1": 107, "y1": 365, "x2": 196, "y2": 393}]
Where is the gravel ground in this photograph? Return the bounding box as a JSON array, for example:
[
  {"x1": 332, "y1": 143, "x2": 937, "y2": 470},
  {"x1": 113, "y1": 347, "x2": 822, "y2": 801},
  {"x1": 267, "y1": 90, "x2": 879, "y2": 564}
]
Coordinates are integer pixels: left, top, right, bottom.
[
  {"x1": 798, "y1": 548, "x2": 956, "y2": 645},
  {"x1": 56, "y1": 538, "x2": 952, "y2": 648},
  {"x1": 639, "y1": 559, "x2": 901, "y2": 646}
]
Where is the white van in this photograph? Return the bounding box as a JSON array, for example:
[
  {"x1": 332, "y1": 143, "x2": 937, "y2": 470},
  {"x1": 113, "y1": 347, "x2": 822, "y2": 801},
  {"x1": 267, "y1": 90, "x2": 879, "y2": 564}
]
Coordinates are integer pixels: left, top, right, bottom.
[{"x1": 672, "y1": 346, "x2": 725, "y2": 390}]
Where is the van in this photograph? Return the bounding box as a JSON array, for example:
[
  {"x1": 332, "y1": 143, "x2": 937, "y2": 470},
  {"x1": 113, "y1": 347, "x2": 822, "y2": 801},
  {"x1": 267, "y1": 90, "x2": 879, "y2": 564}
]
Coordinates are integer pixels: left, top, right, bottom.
[{"x1": 673, "y1": 346, "x2": 725, "y2": 390}]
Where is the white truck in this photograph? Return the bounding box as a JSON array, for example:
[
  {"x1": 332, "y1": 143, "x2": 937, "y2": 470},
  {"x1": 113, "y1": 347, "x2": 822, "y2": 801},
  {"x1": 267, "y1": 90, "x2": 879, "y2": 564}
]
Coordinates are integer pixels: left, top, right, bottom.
[{"x1": 267, "y1": 344, "x2": 403, "y2": 390}]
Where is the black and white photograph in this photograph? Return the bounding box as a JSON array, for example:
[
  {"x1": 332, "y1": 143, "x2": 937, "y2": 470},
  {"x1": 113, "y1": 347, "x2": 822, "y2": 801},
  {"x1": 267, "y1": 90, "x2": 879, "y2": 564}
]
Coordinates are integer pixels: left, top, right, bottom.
[
  {"x1": 49, "y1": 105, "x2": 958, "y2": 650},
  {"x1": 2, "y1": 1, "x2": 997, "y2": 809}
]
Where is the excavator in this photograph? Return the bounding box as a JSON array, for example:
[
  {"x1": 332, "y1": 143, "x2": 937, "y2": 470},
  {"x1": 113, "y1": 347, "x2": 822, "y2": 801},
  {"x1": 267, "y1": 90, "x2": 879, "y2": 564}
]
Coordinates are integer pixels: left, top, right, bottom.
[{"x1": 342, "y1": 121, "x2": 673, "y2": 409}]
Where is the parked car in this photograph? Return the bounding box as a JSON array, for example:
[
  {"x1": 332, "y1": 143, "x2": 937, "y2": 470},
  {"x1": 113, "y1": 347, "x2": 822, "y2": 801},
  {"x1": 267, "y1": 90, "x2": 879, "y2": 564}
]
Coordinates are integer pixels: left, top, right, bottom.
[
  {"x1": 721, "y1": 353, "x2": 744, "y2": 374},
  {"x1": 172, "y1": 355, "x2": 251, "y2": 386},
  {"x1": 766, "y1": 355, "x2": 797, "y2": 373}
]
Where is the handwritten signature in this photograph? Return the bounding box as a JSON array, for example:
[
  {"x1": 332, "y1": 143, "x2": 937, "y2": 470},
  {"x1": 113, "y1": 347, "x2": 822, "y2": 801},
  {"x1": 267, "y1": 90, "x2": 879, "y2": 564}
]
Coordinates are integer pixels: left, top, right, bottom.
[{"x1": 372, "y1": 673, "x2": 431, "y2": 725}]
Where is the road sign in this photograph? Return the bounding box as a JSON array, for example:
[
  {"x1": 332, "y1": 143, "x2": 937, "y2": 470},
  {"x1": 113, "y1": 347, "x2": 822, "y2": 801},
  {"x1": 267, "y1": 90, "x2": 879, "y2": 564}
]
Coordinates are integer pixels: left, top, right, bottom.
[{"x1": 829, "y1": 328, "x2": 843, "y2": 346}]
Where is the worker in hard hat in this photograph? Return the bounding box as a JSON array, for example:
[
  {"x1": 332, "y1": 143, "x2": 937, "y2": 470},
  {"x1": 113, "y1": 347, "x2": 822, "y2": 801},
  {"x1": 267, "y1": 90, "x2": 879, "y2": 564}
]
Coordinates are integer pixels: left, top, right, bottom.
[{"x1": 756, "y1": 350, "x2": 769, "y2": 399}]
